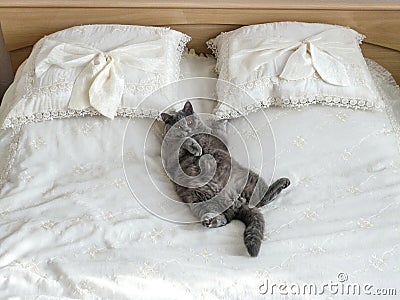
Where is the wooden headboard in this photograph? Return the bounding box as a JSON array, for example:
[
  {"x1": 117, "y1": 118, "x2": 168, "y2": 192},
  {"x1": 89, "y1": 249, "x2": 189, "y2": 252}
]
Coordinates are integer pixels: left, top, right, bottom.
[{"x1": 0, "y1": 0, "x2": 399, "y2": 83}]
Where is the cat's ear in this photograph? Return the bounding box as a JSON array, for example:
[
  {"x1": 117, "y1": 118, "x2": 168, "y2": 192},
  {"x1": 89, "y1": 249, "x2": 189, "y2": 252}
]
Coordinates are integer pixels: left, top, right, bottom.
[
  {"x1": 182, "y1": 101, "x2": 193, "y2": 115},
  {"x1": 161, "y1": 113, "x2": 173, "y2": 123}
]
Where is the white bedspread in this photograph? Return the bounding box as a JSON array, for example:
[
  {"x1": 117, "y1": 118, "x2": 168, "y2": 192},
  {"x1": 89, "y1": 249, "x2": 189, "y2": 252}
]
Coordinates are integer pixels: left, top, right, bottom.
[{"x1": 0, "y1": 59, "x2": 399, "y2": 299}]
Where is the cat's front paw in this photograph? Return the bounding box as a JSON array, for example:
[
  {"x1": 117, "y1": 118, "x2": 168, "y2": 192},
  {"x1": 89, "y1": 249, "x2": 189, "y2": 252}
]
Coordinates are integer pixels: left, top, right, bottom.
[
  {"x1": 191, "y1": 144, "x2": 202, "y2": 156},
  {"x1": 188, "y1": 143, "x2": 202, "y2": 156},
  {"x1": 201, "y1": 213, "x2": 227, "y2": 228}
]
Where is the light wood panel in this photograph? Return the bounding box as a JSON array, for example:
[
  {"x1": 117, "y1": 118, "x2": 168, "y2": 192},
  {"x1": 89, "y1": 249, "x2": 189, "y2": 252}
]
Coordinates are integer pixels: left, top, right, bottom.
[
  {"x1": 1, "y1": 8, "x2": 400, "y2": 51},
  {"x1": 1, "y1": 0, "x2": 400, "y2": 10},
  {"x1": 361, "y1": 44, "x2": 400, "y2": 82},
  {"x1": 10, "y1": 46, "x2": 31, "y2": 71}
]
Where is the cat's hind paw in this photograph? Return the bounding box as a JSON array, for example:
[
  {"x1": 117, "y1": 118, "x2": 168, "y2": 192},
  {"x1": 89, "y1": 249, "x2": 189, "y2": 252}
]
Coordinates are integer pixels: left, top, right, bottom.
[
  {"x1": 277, "y1": 178, "x2": 290, "y2": 190},
  {"x1": 234, "y1": 196, "x2": 247, "y2": 208},
  {"x1": 201, "y1": 213, "x2": 227, "y2": 228}
]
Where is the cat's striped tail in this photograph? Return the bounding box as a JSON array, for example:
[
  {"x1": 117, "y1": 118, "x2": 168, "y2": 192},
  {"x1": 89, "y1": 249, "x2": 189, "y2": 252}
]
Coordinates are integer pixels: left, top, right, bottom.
[
  {"x1": 235, "y1": 205, "x2": 265, "y2": 257},
  {"x1": 257, "y1": 177, "x2": 290, "y2": 208}
]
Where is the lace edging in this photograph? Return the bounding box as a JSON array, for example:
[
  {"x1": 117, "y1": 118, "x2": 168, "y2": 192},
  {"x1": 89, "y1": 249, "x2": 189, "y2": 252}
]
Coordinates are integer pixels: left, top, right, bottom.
[
  {"x1": 1, "y1": 107, "x2": 163, "y2": 129},
  {"x1": 175, "y1": 33, "x2": 192, "y2": 79},
  {"x1": 0, "y1": 126, "x2": 22, "y2": 192},
  {"x1": 215, "y1": 95, "x2": 383, "y2": 119}
]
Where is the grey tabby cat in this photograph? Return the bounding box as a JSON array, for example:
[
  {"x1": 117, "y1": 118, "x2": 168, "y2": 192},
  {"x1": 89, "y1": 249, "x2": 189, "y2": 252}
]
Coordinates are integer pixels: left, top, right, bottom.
[{"x1": 161, "y1": 102, "x2": 290, "y2": 256}]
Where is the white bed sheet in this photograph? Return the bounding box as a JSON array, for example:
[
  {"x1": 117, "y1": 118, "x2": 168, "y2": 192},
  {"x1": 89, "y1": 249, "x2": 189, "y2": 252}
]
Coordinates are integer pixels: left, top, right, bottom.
[{"x1": 0, "y1": 56, "x2": 399, "y2": 299}]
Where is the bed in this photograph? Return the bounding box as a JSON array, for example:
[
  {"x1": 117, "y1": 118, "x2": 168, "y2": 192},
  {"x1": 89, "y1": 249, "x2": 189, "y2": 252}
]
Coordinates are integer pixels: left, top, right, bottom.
[{"x1": 0, "y1": 1, "x2": 400, "y2": 299}]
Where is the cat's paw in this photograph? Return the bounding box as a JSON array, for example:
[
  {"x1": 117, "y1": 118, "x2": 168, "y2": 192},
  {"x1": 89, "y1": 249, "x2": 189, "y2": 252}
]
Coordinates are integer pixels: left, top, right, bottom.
[
  {"x1": 201, "y1": 213, "x2": 227, "y2": 228},
  {"x1": 277, "y1": 178, "x2": 291, "y2": 189},
  {"x1": 188, "y1": 143, "x2": 202, "y2": 156},
  {"x1": 234, "y1": 196, "x2": 247, "y2": 209}
]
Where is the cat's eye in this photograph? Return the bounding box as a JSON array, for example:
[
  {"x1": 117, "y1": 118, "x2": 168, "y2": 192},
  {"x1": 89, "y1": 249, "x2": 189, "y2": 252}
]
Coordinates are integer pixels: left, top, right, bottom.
[
  {"x1": 176, "y1": 125, "x2": 182, "y2": 129},
  {"x1": 187, "y1": 120, "x2": 193, "y2": 126}
]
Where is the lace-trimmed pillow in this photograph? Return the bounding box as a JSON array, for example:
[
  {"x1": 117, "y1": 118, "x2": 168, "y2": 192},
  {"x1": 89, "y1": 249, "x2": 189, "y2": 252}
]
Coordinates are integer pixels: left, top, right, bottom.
[
  {"x1": 207, "y1": 22, "x2": 384, "y2": 118},
  {"x1": 0, "y1": 24, "x2": 191, "y2": 128}
]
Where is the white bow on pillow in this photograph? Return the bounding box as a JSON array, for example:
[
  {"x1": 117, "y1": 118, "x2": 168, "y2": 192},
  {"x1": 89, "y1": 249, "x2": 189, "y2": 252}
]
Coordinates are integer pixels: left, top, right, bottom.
[
  {"x1": 35, "y1": 38, "x2": 165, "y2": 118},
  {"x1": 229, "y1": 28, "x2": 358, "y2": 86}
]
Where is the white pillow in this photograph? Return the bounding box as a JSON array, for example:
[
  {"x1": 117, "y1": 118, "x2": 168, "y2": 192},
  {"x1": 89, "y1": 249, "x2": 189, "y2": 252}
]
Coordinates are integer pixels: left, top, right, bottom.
[
  {"x1": 0, "y1": 24, "x2": 190, "y2": 128},
  {"x1": 207, "y1": 22, "x2": 384, "y2": 118}
]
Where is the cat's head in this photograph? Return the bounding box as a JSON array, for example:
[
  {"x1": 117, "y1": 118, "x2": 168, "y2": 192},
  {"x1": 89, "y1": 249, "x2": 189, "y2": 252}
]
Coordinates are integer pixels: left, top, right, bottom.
[{"x1": 161, "y1": 101, "x2": 202, "y2": 138}]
